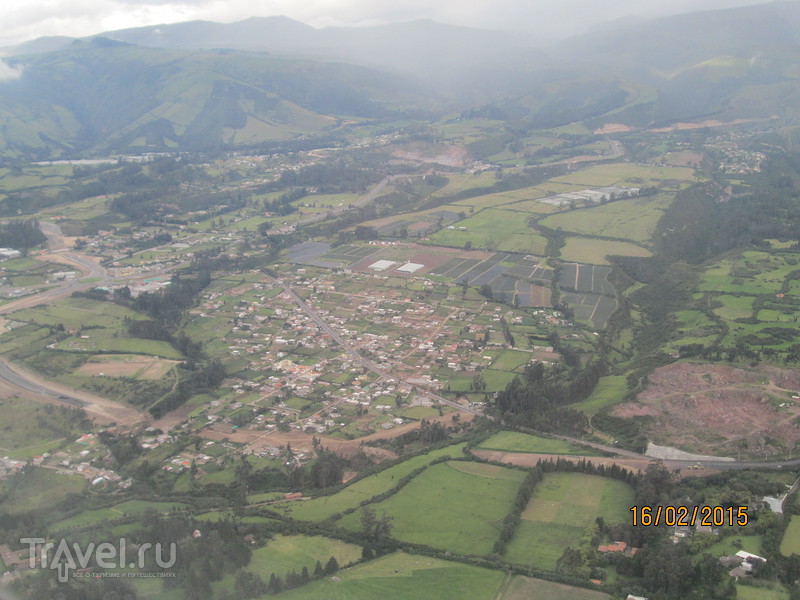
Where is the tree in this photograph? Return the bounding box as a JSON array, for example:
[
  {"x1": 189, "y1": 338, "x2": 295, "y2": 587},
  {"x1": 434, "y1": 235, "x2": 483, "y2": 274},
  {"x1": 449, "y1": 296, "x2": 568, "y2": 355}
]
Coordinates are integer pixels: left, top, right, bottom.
[{"x1": 324, "y1": 556, "x2": 339, "y2": 575}]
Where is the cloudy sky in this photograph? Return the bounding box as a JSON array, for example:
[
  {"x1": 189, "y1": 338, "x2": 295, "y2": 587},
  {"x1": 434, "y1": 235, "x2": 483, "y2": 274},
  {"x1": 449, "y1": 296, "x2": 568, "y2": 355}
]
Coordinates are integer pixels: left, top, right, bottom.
[{"x1": 0, "y1": 0, "x2": 781, "y2": 47}]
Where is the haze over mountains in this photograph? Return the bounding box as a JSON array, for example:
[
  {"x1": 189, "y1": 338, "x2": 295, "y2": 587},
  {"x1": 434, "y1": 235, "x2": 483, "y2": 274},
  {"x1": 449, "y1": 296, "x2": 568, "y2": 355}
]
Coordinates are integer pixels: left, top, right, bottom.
[{"x1": 3, "y1": 1, "x2": 800, "y2": 160}]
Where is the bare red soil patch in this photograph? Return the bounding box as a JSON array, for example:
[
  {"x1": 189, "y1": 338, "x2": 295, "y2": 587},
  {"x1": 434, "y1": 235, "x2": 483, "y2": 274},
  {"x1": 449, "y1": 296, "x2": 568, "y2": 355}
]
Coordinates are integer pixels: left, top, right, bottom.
[{"x1": 612, "y1": 362, "x2": 800, "y2": 458}]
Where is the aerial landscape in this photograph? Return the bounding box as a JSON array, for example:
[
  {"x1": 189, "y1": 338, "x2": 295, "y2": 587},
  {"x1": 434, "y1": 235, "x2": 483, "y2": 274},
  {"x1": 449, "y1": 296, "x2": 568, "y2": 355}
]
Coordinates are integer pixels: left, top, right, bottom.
[{"x1": 5, "y1": 0, "x2": 800, "y2": 599}]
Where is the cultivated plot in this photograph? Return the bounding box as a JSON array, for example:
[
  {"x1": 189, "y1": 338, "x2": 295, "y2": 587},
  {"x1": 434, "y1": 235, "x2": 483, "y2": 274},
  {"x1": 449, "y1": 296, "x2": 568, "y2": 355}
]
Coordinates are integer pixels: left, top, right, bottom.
[
  {"x1": 504, "y1": 472, "x2": 634, "y2": 570},
  {"x1": 337, "y1": 461, "x2": 525, "y2": 555}
]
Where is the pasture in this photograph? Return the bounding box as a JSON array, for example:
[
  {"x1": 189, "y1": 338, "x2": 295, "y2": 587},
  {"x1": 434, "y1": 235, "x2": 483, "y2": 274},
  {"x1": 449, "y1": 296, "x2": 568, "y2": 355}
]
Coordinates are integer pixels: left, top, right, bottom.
[
  {"x1": 337, "y1": 461, "x2": 525, "y2": 555},
  {"x1": 0, "y1": 397, "x2": 85, "y2": 458},
  {"x1": 539, "y1": 193, "x2": 674, "y2": 243},
  {"x1": 428, "y1": 208, "x2": 547, "y2": 254},
  {"x1": 475, "y1": 431, "x2": 600, "y2": 455},
  {"x1": 505, "y1": 472, "x2": 634, "y2": 569},
  {"x1": 549, "y1": 163, "x2": 695, "y2": 188},
  {"x1": 274, "y1": 552, "x2": 505, "y2": 600},
  {"x1": 0, "y1": 467, "x2": 85, "y2": 514},
  {"x1": 247, "y1": 534, "x2": 361, "y2": 576},
  {"x1": 285, "y1": 444, "x2": 466, "y2": 521},
  {"x1": 559, "y1": 238, "x2": 651, "y2": 265},
  {"x1": 572, "y1": 376, "x2": 628, "y2": 414},
  {"x1": 76, "y1": 354, "x2": 178, "y2": 379},
  {"x1": 10, "y1": 297, "x2": 145, "y2": 330},
  {"x1": 781, "y1": 516, "x2": 800, "y2": 556},
  {"x1": 501, "y1": 575, "x2": 609, "y2": 600}
]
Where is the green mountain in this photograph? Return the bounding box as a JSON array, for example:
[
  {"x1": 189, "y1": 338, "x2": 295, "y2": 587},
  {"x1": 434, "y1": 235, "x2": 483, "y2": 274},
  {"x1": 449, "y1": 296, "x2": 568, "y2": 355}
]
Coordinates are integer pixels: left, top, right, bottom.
[{"x1": 0, "y1": 39, "x2": 429, "y2": 159}]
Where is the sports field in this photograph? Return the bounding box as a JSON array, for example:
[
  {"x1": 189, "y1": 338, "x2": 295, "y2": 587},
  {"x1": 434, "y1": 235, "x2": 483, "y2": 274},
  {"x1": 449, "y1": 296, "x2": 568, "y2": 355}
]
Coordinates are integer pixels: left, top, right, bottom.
[{"x1": 505, "y1": 472, "x2": 634, "y2": 569}]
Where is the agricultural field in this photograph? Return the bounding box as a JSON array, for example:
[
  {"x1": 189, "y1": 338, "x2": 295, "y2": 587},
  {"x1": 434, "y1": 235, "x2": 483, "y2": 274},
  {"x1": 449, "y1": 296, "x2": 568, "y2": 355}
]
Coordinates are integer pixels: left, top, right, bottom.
[
  {"x1": 285, "y1": 444, "x2": 466, "y2": 521},
  {"x1": 475, "y1": 431, "x2": 600, "y2": 456},
  {"x1": 76, "y1": 354, "x2": 179, "y2": 379},
  {"x1": 8, "y1": 297, "x2": 146, "y2": 330},
  {"x1": 572, "y1": 376, "x2": 628, "y2": 415},
  {"x1": 668, "y1": 250, "x2": 800, "y2": 350},
  {"x1": 0, "y1": 467, "x2": 86, "y2": 514},
  {"x1": 0, "y1": 397, "x2": 89, "y2": 458},
  {"x1": 558, "y1": 263, "x2": 618, "y2": 328},
  {"x1": 549, "y1": 163, "x2": 696, "y2": 188},
  {"x1": 504, "y1": 472, "x2": 634, "y2": 569},
  {"x1": 243, "y1": 534, "x2": 361, "y2": 580},
  {"x1": 501, "y1": 575, "x2": 610, "y2": 600},
  {"x1": 274, "y1": 552, "x2": 505, "y2": 600},
  {"x1": 428, "y1": 208, "x2": 547, "y2": 254},
  {"x1": 559, "y1": 238, "x2": 651, "y2": 265},
  {"x1": 736, "y1": 584, "x2": 790, "y2": 600},
  {"x1": 539, "y1": 192, "x2": 674, "y2": 244},
  {"x1": 337, "y1": 461, "x2": 526, "y2": 555},
  {"x1": 781, "y1": 516, "x2": 800, "y2": 556}
]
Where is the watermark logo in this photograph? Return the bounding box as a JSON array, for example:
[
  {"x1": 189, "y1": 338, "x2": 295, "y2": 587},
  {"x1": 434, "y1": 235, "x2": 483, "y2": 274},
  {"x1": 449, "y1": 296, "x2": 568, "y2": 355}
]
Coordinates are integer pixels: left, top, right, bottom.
[{"x1": 20, "y1": 537, "x2": 176, "y2": 583}]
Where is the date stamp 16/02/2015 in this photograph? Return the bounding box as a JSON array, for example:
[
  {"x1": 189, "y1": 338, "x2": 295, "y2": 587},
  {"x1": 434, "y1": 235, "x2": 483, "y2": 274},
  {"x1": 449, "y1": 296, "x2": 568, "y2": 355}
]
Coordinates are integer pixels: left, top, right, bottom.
[{"x1": 630, "y1": 505, "x2": 748, "y2": 527}]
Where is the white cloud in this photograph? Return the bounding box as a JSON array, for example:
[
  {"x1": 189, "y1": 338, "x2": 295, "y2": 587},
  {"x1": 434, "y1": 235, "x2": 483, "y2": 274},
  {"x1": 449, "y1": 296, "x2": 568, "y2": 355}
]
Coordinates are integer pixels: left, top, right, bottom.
[{"x1": 0, "y1": 60, "x2": 23, "y2": 81}]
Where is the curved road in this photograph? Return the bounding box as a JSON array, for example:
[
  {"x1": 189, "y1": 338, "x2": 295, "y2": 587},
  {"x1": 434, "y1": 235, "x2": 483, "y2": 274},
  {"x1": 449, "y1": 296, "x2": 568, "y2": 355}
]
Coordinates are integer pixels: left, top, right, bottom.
[{"x1": 0, "y1": 222, "x2": 145, "y2": 424}]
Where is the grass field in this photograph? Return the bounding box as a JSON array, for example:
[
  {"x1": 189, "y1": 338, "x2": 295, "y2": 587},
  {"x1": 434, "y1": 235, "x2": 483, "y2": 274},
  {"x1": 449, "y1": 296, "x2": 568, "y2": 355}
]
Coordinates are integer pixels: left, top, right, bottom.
[
  {"x1": 490, "y1": 350, "x2": 533, "y2": 372},
  {"x1": 501, "y1": 574, "x2": 609, "y2": 600},
  {"x1": 338, "y1": 461, "x2": 525, "y2": 555},
  {"x1": 275, "y1": 551, "x2": 505, "y2": 600},
  {"x1": 476, "y1": 431, "x2": 600, "y2": 455},
  {"x1": 51, "y1": 508, "x2": 121, "y2": 531},
  {"x1": 572, "y1": 376, "x2": 628, "y2": 414},
  {"x1": 505, "y1": 472, "x2": 634, "y2": 569},
  {"x1": 10, "y1": 297, "x2": 146, "y2": 330},
  {"x1": 781, "y1": 516, "x2": 800, "y2": 555},
  {"x1": 736, "y1": 584, "x2": 789, "y2": 600},
  {"x1": 549, "y1": 163, "x2": 695, "y2": 187},
  {"x1": 248, "y1": 534, "x2": 361, "y2": 577},
  {"x1": 707, "y1": 534, "x2": 763, "y2": 558},
  {"x1": 0, "y1": 397, "x2": 85, "y2": 457},
  {"x1": 0, "y1": 467, "x2": 85, "y2": 514},
  {"x1": 285, "y1": 444, "x2": 466, "y2": 521},
  {"x1": 428, "y1": 208, "x2": 547, "y2": 254},
  {"x1": 539, "y1": 193, "x2": 674, "y2": 244},
  {"x1": 560, "y1": 238, "x2": 651, "y2": 265}
]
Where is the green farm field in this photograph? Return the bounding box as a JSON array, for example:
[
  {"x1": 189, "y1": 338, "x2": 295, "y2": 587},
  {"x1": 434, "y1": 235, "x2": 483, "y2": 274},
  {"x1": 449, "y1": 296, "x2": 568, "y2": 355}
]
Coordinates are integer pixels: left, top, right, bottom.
[
  {"x1": 475, "y1": 431, "x2": 600, "y2": 455},
  {"x1": 781, "y1": 516, "x2": 800, "y2": 555},
  {"x1": 549, "y1": 163, "x2": 695, "y2": 187},
  {"x1": 9, "y1": 297, "x2": 145, "y2": 330},
  {"x1": 572, "y1": 376, "x2": 628, "y2": 414},
  {"x1": 505, "y1": 472, "x2": 634, "y2": 569},
  {"x1": 246, "y1": 535, "x2": 361, "y2": 578},
  {"x1": 539, "y1": 193, "x2": 674, "y2": 243},
  {"x1": 428, "y1": 208, "x2": 547, "y2": 254},
  {"x1": 275, "y1": 552, "x2": 505, "y2": 600},
  {"x1": 0, "y1": 397, "x2": 87, "y2": 458},
  {"x1": 337, "y1": 461, "x2": 525, "y2": 555},
  {"x1": 560, "y1": 237, "x2": 651, "y2": 265},
  {"x1": 285, "y1": 444, "x2": 466, "y2": 521},
  {"x1": 0, "y1": 467, "x2": 86, "y2": 514}
]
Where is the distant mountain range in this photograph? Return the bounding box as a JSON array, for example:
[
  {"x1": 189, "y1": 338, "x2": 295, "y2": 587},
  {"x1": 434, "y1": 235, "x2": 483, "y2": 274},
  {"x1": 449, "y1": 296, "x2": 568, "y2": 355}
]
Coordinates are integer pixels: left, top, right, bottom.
[{"x1": 4, "y1": 2, "x2": 800, "y2": 159}]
